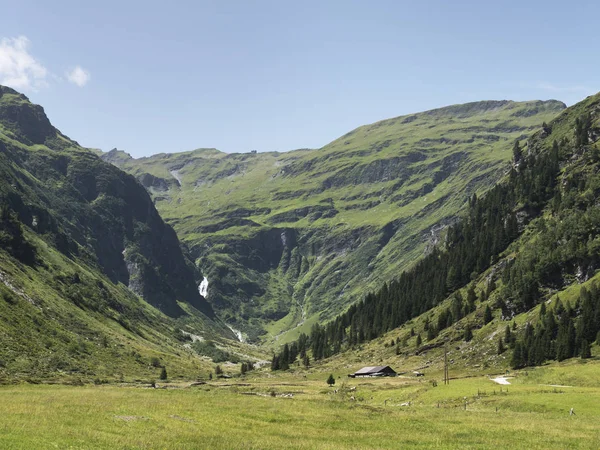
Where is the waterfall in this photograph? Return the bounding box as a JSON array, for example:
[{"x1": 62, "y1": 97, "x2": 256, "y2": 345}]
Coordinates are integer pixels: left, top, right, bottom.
[{"x1": 198, "y1": 277, "x2": 208, "y2": 298}]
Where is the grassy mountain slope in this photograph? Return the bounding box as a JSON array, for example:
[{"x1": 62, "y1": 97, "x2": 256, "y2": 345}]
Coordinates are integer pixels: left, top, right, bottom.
[
  {"x1": 0, "y1": 86, "x2": 245, "y2": 382},
  {"x1": 106, "y1": 100, "x2": 564, "y2": 342},
  {"x1": 277, "y1": 91, "x2": 600, "y2": 377}
]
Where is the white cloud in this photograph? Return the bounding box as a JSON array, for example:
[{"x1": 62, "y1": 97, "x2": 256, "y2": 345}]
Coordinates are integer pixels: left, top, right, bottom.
[
  {"x1": 536, "y1": 82, "x2": 593, "y2": 93},
  {"x1": 0, "y1": 36, "x2": 48, "y2": 91},
  {"x1": 66, "y1": 66, "x2": 90, "y2": 87}
]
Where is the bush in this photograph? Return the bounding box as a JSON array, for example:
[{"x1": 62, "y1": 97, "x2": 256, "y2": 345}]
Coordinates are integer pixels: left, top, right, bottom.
[{"x1": 150, "y1": 356, "x2": 161, "y2": 368}]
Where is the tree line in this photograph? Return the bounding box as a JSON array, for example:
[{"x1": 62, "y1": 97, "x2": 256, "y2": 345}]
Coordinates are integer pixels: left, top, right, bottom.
[{"x1": 510, "y1": 283, "x2": 600, "y2": 368}]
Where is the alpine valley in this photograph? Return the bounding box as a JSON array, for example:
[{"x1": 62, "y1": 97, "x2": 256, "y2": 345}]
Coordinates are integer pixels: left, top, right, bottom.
[
  {"x1": 4, "y1": 82, "x2": 600, "y2": 448},
  {"x1": 2, "y1": 82, "x2": 600, "y2": 389},
  {"x1": 102, "y1": 99, "x2": 565, "y2": 343}
]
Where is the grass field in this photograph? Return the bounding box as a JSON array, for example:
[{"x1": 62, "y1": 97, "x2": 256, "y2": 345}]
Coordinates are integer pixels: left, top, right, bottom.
[{"x1": 1, "y1": 361, "x2": 599, "y2": 449}]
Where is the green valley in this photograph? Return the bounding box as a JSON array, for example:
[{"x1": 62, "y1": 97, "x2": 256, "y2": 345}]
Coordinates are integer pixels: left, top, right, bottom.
[
  {"x1": 1, "y1": 83, "x2": 600, "y2": 450},
  {"x1": 105, "y1": 100, "x2": 564, "y2": 343}
]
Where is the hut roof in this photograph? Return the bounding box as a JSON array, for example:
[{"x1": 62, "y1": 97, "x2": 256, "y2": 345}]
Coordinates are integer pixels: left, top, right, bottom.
[{"x1": 354, "y1": 365, "x2": 395, "y2": 375}]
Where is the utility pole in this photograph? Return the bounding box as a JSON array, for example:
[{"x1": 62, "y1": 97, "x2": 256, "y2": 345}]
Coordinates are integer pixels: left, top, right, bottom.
[{"x1": 444, "y1": 342, "x2": 449, "y2": 385}]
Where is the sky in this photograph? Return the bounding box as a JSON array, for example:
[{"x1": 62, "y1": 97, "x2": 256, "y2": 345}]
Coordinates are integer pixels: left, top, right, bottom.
[{"x1": 0, "y1": 0, "x2": 598, "y2": 158}]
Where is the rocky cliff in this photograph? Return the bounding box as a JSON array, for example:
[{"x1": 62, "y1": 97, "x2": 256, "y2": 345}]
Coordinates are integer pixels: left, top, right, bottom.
[{"x1": 0, "y1": 86, "x2": 228, "y2": 380}]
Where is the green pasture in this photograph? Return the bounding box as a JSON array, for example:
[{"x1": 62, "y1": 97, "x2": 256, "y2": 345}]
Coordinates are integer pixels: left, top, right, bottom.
[{"x1": 1, "y1": 361, "x2": 599, "y2": 449}]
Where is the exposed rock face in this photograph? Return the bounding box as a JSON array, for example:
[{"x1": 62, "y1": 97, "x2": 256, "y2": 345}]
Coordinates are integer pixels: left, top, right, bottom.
[
  {"x1": 138, "y1": 172, "x2": 172, "y2": 191},
  {"x1": 0, "y1": 86, "x2": 55, "y2": 145},
  {"x1": 0, "y1": 86, "x2": 214, "y2": 319}
]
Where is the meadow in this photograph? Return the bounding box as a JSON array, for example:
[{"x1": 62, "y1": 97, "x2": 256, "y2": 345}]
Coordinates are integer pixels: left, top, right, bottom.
[{"x1": 1, "y1": 362, "x2": 599, "y2": 449}]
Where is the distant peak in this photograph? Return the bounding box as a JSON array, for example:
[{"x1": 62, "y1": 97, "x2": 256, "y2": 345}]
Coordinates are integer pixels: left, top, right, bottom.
[
  {"x1": 418, "y1": 99, "x2": 566, "y2": 119},
  {"x1": 100, "y1": 148, "x2": 134, "y2": 166}
]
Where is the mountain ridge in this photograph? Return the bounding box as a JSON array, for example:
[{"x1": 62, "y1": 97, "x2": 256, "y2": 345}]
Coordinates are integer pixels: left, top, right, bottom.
[{"x1": 104, "y1": 98, "x2": 565, "y2": 343}]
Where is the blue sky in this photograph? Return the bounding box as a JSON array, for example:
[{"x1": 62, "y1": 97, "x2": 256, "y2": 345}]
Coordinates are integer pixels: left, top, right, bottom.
[{"x1": 0, "y1": 0, "x2": 598, "y2": 157}]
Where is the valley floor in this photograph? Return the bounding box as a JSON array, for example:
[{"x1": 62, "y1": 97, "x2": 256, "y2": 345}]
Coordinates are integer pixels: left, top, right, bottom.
[{"x1": 1, "y1": 362, "x2": 599, "y2": 449}]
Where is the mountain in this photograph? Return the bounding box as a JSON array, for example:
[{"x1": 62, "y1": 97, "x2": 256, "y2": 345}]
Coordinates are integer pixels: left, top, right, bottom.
[
  {"x1": 0, "y1": 86, "x2": 234, "y2": 382},
  {"x1": 105, "y1": 99, "x2": 565, "y2": 342},
  {"x1": 271, "y1": 91, "x2": 600, "y2": 373}
]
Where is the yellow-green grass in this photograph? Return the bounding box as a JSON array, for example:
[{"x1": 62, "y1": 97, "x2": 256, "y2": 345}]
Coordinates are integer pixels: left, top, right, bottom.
[{"x1": 1, "y1": 361, "x2": 599, "y2": 449}]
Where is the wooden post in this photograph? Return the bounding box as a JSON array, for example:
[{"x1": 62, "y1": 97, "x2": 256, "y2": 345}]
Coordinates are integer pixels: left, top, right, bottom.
[{"x1": 444, "y1": 343, "x2": 449, "y2": 385}]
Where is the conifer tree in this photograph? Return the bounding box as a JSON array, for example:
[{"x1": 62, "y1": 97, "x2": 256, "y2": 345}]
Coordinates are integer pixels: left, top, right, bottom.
[
  {"x1": 581, "y1": 340, "x2": 591, "y2": 359},
  {"x1": 497, "y1": 338, "x2": 505, "y2": 354},
  {"x1": 466, "y1": 284, "x2": 477, "y2": 310},
  {"x1": 504, "y1": 325, "x2": 512, "y2": 345},
  {"x1": 270, "y1": 354, "x2": 280, "y2": 371},
  {"x1": 484, "y1": 305, "x2": 493, "y2": 324},
  {"x1": 511, "y1": 341, "x2": 525, "y2": 369},
  {"x1": 281, "y1": 344, "x2": 290, "y2": 370},
  {"x1": 327, "y1": 374, "x2": 335, "y2": 386},
  {"x1": 303, "y1": 354, "x2": 310, "y2": 368},
  {"x1": 512, "y1": 140, "x2": 523, "y2": 164},
  {"x1": 463, "y1": 325, "x2": 473, "y2": 342},
  {"x1": 427, "y1": 326, "x2": 437, "y2": 341}
]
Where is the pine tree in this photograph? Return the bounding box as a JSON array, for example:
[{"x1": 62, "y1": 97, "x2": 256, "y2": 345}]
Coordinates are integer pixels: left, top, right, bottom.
[
  {"x1": 282, "y1": 344, "x2": 290, "y2": 368},
  {"x1": 512, "y1": 140, "x2": 523, "y2": 164},
  {"x1": 302, "y1": 354, "x2": 310, "y2": 368},
  {"x1": 159, "y1": 367, "x2": 168, "y2": 380},
  {"x1": 281, "y1": 344, "x2": 292, "y2": 365},
  {"x1": 484, "y1": 305, "x2": 493, "y2": 324},
  {"x1": 327, "y1": 374, "x2": 335, "y2": 386},
  {"x1": 463, "y1": 325, "x2": 473, "y2": 342},
  {"x1": 427, "y1": 325, "x2": 437, "y2": 341},
  {"x1": 416, "y1": 334, "x2": 422, "y2": 347},
  {"x1": 446, "y1": 266, "x2": 460, "y2": 293},
  {"x1": 486, "y1": 278, "x2": 497, "y2": 299},
  {"x1": 270, "y1": 354, "x2": 280, "y2": 371},
  {"x1": 511, "y1": 341, "x2": 525, "y2": 369},
  {"x1": 581, "y1": 340, "x2": 591, "y2": 359},
  {"x1": 504, "y1": 325, "x2": 512, "y2": 345},
  {"x1": 556, "y1": 314, "x2": 573, "y2": 361},
  {"x1": 497, "y1": 338, "x2": 505, "y2": 354},
  {"x1": 466, "y1": 284, "x2": 477, "y2": 311}
]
